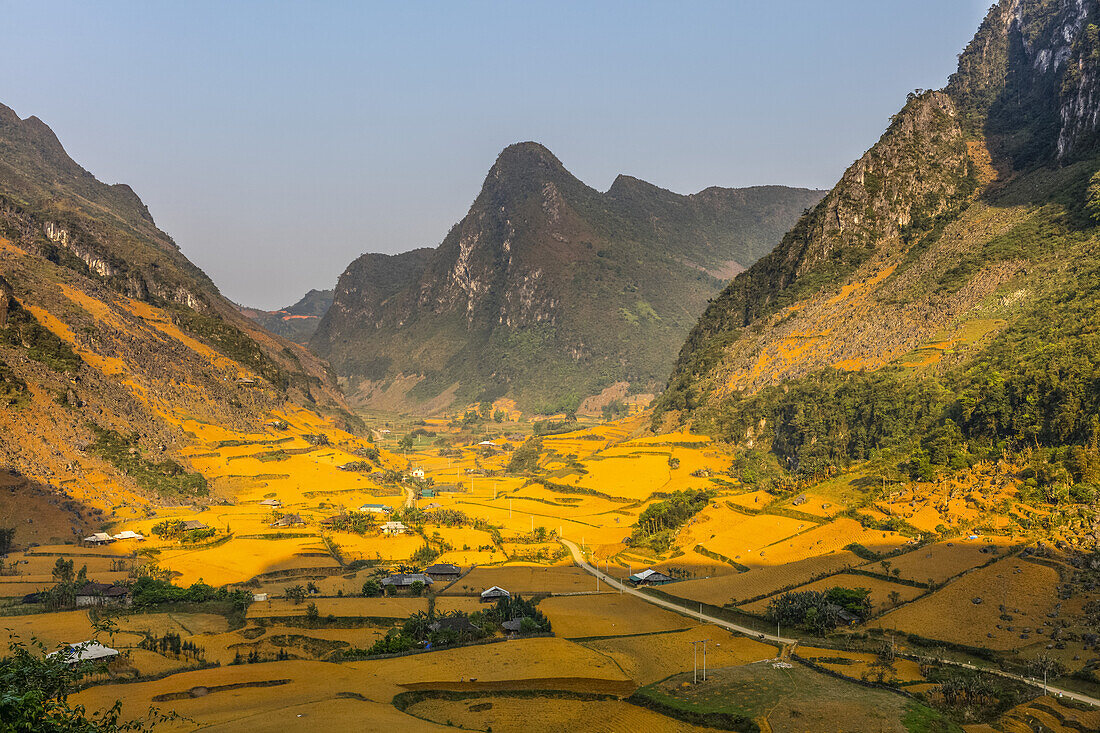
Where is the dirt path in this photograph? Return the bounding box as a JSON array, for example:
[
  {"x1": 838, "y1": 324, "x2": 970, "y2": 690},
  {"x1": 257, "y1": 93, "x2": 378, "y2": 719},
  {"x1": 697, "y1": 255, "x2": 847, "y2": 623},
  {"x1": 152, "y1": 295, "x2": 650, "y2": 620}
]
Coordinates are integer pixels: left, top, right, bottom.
[{"x1": 560, "y1": 539, "x2": 1100, "y2": 708}]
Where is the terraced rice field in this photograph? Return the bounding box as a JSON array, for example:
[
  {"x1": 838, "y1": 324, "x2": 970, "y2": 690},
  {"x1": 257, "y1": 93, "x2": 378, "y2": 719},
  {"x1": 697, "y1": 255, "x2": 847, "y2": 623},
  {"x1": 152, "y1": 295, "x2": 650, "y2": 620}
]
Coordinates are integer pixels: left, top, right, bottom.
[
  {"x1": 694, "y1": 513, "x2": 810, "y2": 562},
  {"x1": 748, "y1": 519, "x2": 908, "y2": 568},
  {"x1": 446, "y1": 565, "x2": 597, "y2": 596},
  {"x1": 539, "y1": 593, "x2": 693, "y2": 638},
  {"x1": 865, "y1": 536, "x2": 1018, "y2": 585},
  {"x1": 874, "y1": 558, "x2": 1060, "y2": 650},
  {"x1": 665, "y1": 551, "x2": 863, "y2": 606},
  {"x1": 796, "y1": 646, "x2": 926, "y2": 683},
  {"x1": 581, "y1": 626, "x2": 775, "y2": 684},
  {"x1": 740, "y1": 573, "x2": 925, "y2": 616}
]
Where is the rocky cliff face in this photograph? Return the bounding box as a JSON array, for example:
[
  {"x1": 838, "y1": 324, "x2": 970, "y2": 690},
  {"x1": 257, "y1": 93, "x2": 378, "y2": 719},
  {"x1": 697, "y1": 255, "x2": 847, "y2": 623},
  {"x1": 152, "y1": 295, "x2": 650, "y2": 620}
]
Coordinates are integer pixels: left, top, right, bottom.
[
  {"x1": 657, "y1": 0, "x2": 1100, "y2": 429},
  {"x1": 311, "y1": 142, "x2": 823, "y2": 412}
]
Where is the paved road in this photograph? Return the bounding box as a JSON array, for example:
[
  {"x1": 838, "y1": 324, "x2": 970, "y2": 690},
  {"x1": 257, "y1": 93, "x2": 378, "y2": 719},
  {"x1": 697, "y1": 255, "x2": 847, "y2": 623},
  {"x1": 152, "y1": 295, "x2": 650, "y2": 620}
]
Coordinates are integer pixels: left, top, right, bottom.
[
  {"x1": 559, "y1": 538, "x2": 797, "y2": 645},
  {"x1": 561, "y1": 538, "x2": 1100, "y2": 708}
]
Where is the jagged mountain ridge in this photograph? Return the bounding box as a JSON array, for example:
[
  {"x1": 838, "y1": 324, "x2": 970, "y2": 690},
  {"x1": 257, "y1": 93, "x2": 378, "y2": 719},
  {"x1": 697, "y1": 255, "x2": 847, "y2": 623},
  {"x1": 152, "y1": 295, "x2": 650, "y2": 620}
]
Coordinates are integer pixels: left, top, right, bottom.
[
  {"x1": 0, "y1": 102, "x2": 358, "y2": 534},
  {"x1": 311, "y1": 142, "x2": 823, "y2": 413},
  {"x1": 655, "y1": 0, "x2": 1100, "y2": 478}
]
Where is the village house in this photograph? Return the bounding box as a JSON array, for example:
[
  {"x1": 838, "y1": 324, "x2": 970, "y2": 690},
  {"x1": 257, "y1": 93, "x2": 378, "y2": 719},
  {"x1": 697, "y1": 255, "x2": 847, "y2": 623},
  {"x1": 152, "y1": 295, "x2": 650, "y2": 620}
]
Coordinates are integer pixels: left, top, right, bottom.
[
  {"x1": 75, "y1": 582, "x2": 130, "y2": 608},
  {"x1": 425, "y1": 563, "x2": 462, "y2": 582},
  {"x1": 319, "y1": 513, "x2": 348, "y2": 527},
  {"x1": 359, "y1": 503, "x2": 393, "y2": 515},
  {"x1": 49, "y1": 641, "x2": 119, "y2": 665},
  {"x1": 381, "y1": 573, "x2": 433, "y2": 591},
  {"x1": 269, "y1": 513, "x2": 305, "y2": 528},
  {"x1": 411, "y1": 468, "x2": 425, "y2": 479},
  {"x1": 480, "y1": 585, "x2": 510, "y2": 602},
  {"x1": 381, "y1": 521, "x2": 407, "y2": 536},
  {"x1": 110, "y1": 530, "x2": 144, "y2": 541},
  {"x1": 82, "y1": 532, "x2": 113, "y2": 546},
  {"x1": 629, "y1": 569, "x2": 674, "y2": 586},
  {"x1": 180, "y1": 520, "x2": 211, "y2": 532},
  {"x1": 259, "y1": 498, "x2": 282, "y2": 507}
]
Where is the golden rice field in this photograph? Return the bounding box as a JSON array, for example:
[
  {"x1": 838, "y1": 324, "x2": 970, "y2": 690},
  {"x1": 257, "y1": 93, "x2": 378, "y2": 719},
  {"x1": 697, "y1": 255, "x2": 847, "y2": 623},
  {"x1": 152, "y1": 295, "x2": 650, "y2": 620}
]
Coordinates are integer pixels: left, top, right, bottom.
[
  {"x1": 666, "y1": 551, "x2": 864, "y2": 606},
  {"x1": 864, "y1": 536, "x2": 1018, "y2": 585},
  {"x1": 694, "y1": 513, "x2": 811, "y2": 562},
  {"x1": 874, "y1": 558, "x2": 1060, "y2": 651},
  {"x1": 2, "y1": 609, "x2": 95, "y2": 649},
  {"x1": 726, "y1": 490, "x2": 776, "y2": 509},
  {"x1": 565, "y1": 454, "x2": 672, "y2": 500},
  {"x1": 744, "y1": 518, "x2": 908, "y2": 569},
  {"x1": 581, "y1": 625, "x2": 776, "y2": 685},
  {"x1": 447, "y1": 565, "x2": 598, "y2": 596},
  {"x1": 740, "y1": 573, "x2": 925, "y2": 616},
  {"x1": 539, "y1": 593, "x2": 693, "y2": 638}
]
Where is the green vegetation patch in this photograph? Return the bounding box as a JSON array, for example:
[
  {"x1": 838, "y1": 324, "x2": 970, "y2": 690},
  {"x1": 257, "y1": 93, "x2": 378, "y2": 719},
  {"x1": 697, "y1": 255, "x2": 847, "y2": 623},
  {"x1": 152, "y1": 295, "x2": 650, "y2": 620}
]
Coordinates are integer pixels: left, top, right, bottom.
[
  {"x1": 0, "y1": 298, "x2": 81, "y2": 373},
  {"x1": 89, "y1": 425, "x2": 209, "y2": 497}
]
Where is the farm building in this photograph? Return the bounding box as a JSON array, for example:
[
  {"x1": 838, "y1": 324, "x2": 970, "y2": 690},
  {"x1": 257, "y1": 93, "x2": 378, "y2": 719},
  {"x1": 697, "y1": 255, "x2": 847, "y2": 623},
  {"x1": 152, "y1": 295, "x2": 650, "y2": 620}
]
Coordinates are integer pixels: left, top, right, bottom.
[
  {"x1": 269, "y1": 513, "x2": 305, "y2": 528},
  {"x1": 259, "y1": 498, "x2": 282, "y2": 507},
  {"x1": 319, "y1": 513, "x2": 348, "y2": 527},
  {"x1": 48, "y1": 641, "x2": 119, "y2": 665},
  {"x1": 381, "y1": 573, "x2": 433, "y2": 591},
  {"x1": 423, "y1": 503, "x2": 442, "y2": 510},
  {"x1": 359, "y1": 503, "x2": 393, "y2": 515},
  {"x1": 792, "y1": 494, "x2": 808, "y2": 506},
  {"x1": 180, "y1": 520, "x2": 211, "y2": 531},
  {"x1": 425, "y1": 563, "x2": 462, "y2": 581},
  {"x1": 75, "y1": 582, "x2": 130, "y2": 608},
  {"x1": 252, "y1": 593, "x2": 269, "y2": 602},
  {"x1": 411, "y1": 468, "x2": 426, "y2": 479},
  {"x1": 480, "y1": 585, "x2": 510, "y2": 602},
  {"x1": 420, "y1": 488, "x2": 436, "y2": 499},
  {"x1": 381, "y1": 521, "x2": 407, "y2": 536},
  {"x1": 111, "y1": 530, "x2": 144, "y2": 541},
  {"x1": 83, "y1": 533, "x2": 113, "y2": 545},
  {"x1": 629, "y1": 569, "x2": 674, "y2": 586}
]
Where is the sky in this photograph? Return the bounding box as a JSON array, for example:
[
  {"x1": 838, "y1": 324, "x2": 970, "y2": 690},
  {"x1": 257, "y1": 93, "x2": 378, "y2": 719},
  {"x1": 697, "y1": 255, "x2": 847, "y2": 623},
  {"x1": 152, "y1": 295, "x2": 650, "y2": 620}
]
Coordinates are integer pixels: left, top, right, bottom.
[{"x1": 2, "y1": 1, "x2": 991, "y2": 309}]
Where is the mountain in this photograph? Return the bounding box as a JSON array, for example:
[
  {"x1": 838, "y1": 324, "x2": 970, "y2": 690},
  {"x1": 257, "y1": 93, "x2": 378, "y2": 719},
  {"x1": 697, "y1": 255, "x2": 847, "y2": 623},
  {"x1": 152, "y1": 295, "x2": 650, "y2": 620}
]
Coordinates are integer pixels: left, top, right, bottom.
[
  {"x1": 310, "y1": 142, "x2": 823, "y2": 413},
  {"x1": 0, "y1": 102, "x2": 359, "y2": 539},
  {"x1": 239, "y1": 288, "x2": 334, "y2": 343},
  {"x1": 656, "y1": 0, "x2": 1100, "y2": 491}
]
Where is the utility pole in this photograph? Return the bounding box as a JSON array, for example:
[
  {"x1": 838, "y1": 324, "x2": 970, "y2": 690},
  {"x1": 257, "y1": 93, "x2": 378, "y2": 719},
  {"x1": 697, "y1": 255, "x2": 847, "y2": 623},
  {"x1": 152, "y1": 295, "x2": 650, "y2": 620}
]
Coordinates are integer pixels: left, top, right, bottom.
[{"x1": 702, "y1": 639, "x2": 708, "y2": 681}]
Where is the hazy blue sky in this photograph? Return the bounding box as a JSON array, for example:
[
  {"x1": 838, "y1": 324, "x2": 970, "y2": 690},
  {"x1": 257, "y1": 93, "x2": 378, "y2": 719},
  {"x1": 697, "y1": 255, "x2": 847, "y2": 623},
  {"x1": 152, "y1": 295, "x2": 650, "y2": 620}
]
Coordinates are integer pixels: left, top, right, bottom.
[{"x1": 3, "y1": 1, "x2": 990, "y2": 308}]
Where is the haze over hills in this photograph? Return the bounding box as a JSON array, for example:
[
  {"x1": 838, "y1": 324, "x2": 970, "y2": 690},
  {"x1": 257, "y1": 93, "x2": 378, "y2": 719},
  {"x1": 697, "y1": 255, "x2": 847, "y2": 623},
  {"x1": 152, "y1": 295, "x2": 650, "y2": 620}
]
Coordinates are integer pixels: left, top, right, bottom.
[
  {"x1": 0, "y1": 101, "x2": 358, "y2": 541},
  {"x1": 238, "y1": 288, "x2": 334, "y2": 344},
  {"x1": 311, "y1": 142, "x2": 823, "y2": 414},
  {"x1": 656, "y1": 0, "x2": 1100, "y2": 490}
]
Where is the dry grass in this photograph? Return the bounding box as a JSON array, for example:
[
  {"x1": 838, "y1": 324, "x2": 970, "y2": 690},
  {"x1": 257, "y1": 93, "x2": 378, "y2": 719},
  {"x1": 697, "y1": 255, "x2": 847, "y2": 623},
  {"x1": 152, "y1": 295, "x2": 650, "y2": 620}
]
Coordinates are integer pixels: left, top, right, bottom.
[{"x1": 865, "y1": 536, "x2": 1018, "y2": 586}]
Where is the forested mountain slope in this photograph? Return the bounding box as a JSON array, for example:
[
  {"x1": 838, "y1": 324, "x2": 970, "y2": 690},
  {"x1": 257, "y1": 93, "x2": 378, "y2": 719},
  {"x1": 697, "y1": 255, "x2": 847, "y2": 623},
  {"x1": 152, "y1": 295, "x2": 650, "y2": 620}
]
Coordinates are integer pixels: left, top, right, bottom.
[
  {"x1": 239, "y1": 288, "x2": 334, "y2": 343},
  {"x1": 311, "y1": 142, "x2": 823, "y2": 413},
  {"x1": 656, "y1": 0, "x2": 1100, "y2": 497}
]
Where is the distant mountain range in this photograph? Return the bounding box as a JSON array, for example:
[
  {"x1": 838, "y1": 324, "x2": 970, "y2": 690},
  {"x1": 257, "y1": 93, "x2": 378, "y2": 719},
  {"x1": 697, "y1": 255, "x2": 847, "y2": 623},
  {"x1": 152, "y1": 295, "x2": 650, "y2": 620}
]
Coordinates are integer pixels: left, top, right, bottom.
[
  {"x1": 310, "y1": 142, "x2": 823, "y2": 413},
  {"x1": 238, "y1": 289, "x2": 334, "y2": 344}
]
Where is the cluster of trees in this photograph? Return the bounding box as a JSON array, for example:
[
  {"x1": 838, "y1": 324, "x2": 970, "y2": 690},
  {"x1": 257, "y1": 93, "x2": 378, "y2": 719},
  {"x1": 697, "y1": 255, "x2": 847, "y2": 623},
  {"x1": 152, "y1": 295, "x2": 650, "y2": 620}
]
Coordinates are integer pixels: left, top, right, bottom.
[
  {"x1": 230, "y1": 648, "x2": 290, "y2": 664},
  {"x1": 138, "y1": 632, "x2": 205, "y2": 661},
  {"x1": 0, "y1": 296, "x2": 82, "y2": 373},
  {"x1": 507, "y1": 437, "x2": 542, "y2": 473},
  {"x1": 630, "y1": 489, "x2": 712, "y2": 552},
  {"x1": 43, "y1": 557, "x2": 89, "y2": 610},
  {"x1": 364, "y1": 609, "x2": 489, "y2": 655},
  {"x1": 151, "y1": 520, "x2": 215, "y2": 542},
  {"x1": 324, "y1": 511, "x2": 376, "y2": 534},
  {"x1": 765, "y1": 586, "x2": 871, "y2": 635},
  {"x1": 483, "y1": 593, "x2": 551, "y2": 632},
  {"x1": 130, "y1": 577, "x2": 251, "y2": 612}
]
